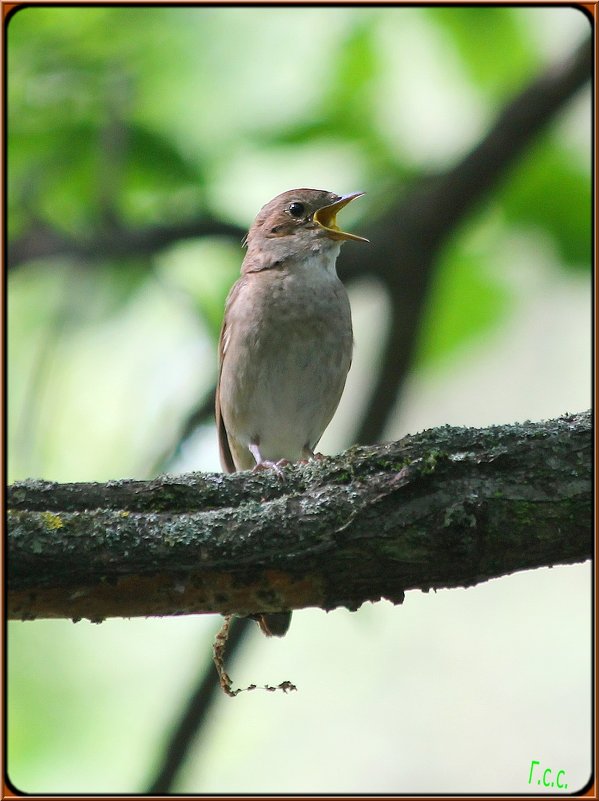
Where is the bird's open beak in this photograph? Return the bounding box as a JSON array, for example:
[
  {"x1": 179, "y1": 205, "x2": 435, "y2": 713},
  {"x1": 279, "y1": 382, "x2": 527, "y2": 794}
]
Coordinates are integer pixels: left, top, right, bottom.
[{"x1": 313, "y1": 192, "x2": 369, "y2": 243}]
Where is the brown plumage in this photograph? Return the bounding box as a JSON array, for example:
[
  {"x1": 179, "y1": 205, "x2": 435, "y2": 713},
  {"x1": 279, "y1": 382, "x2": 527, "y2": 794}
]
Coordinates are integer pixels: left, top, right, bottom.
[{"x1": 216, "y1": 188, "x2": 368, "y2": 636}]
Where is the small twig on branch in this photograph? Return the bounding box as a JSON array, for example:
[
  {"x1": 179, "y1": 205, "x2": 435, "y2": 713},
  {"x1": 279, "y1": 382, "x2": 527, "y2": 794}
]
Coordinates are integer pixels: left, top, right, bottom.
[
  {"x1": 212, "y1": 615, "x2": 242, "y2": 697},
  {"x1": 211, "y1": 616, "x2": 297, "y2": 698},
  {"x1": 7, "y1": 412, "x2": 591, "y2": 623}
]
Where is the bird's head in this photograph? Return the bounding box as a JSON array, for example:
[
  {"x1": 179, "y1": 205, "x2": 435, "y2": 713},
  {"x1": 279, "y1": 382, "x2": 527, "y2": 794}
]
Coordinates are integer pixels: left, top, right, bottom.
[{"x1": 244, "y1": 189, "x2": 368, "y2": 260}]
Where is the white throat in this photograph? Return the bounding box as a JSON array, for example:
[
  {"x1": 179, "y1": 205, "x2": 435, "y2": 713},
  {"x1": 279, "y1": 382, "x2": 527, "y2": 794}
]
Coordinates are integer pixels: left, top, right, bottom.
[{"x1": 291, "y1": 238, "x2": 342, "y2": 277}]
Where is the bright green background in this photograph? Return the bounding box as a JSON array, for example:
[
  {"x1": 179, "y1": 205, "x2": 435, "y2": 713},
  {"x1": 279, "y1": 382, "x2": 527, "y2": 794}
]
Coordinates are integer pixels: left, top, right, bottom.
[{"x1": 7, "y1": 6, "x2": 592, "y2": 793}]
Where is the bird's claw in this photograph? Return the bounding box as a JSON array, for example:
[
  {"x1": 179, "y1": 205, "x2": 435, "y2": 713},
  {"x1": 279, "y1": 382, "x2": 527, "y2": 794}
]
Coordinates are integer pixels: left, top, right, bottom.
[
  {"x1": 297, "y1": 451, "x2": 325, "y2": 465},
  {"x1": 253, "y1": 459, "x2": 290, "y2": 480}
]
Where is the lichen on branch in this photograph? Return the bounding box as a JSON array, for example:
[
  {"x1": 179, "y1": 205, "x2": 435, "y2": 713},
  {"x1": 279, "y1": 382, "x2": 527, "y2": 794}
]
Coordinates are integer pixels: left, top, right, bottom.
[{"x1": 7, "y1": 411, "x2": 591, "y2": 623}]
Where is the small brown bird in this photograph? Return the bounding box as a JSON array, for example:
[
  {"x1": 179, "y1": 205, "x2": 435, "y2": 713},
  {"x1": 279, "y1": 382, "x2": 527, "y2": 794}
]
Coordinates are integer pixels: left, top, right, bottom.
[{"x1": 216, "y1": 188, "x2": 368, "y2": 636}]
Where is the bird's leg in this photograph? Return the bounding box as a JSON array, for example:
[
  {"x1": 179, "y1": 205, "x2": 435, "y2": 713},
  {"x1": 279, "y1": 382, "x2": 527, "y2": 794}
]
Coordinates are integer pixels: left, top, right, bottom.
[
  {"x1": 248, "y1": 443, "x2": 264, "y2": 466},
  {"x1": 249, "y1": 444, "x2": 289, "y2": 478}
]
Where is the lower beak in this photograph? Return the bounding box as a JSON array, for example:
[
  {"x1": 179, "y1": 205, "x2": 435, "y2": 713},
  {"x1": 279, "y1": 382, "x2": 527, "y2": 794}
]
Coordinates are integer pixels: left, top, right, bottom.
[{"x1": 313, "y1": 192, "x2": 369, "y2": 243}]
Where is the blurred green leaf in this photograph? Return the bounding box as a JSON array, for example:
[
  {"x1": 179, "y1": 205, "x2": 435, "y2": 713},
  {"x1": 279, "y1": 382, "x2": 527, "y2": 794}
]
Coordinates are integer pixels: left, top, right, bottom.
[
  {"x1": 121, "y1": 123, "x2": 204, "y2": 224},
  {"x1": 426, "y1": 7, "x2": 537, "y2": 96},
  {"x1": 251, "y1": 21, "x2": 395, "y2": 176},
  {"x1": 324, "y1": 19, "x2": 380, "y2": 124},
  {"x1": 415, "y1": 221, "x2": 512, "y2": 368},
  {"x1": 7, "y1": 6, "x2": 203, "y2": 236},
  {"x1": 125, "y1": 124, "x2": 201, "y2": 187},
  {"x1": 498, "y1": 138, "x2": 591, "y2": 269},
  {"x1": 157, "y1": 238, "x2": 240, "y2": 337}
]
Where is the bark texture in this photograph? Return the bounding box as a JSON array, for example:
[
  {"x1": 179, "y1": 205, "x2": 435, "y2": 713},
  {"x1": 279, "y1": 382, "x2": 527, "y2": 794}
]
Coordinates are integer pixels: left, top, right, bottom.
[{"x1": 7, "y1": 411, "x2": 591, "y2": 623}]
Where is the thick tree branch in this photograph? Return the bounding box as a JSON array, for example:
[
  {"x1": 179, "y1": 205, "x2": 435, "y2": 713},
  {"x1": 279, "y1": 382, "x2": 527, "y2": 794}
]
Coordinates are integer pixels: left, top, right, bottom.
[{"x1": 7, "y1": 412, "x2": 591, "y2": 623}]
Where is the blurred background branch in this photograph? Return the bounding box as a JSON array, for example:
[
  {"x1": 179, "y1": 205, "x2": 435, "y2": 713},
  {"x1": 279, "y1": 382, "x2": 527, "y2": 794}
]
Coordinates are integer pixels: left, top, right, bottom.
[
  {"x1": 9, "y1": 34, "x2": 590, "y2": 277},
  {"x1": 144, "y1": 616, "x2": 251, "y2": 794},
  {"x1": 8, "y1": 217, "x2": 245, "y2": 271},
  {"x1": 348, "y1": 35, "x2": 591, "y2": 443}
]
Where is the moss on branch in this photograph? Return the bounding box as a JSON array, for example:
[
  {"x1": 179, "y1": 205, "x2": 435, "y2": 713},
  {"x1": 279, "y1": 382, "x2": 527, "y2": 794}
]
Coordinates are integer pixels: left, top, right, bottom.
[{"x1": 7, "y1": 412, "x2": 591, "y2": 623}]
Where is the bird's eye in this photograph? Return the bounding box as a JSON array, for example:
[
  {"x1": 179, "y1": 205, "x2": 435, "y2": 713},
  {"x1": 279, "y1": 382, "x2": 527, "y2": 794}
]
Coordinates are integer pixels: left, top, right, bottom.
[{"x1": 288, "y1": 202, "x2": 305, "y2": 218}]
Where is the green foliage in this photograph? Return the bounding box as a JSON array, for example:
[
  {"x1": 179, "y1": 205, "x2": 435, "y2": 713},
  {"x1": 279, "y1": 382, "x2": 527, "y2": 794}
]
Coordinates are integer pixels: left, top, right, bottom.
[
  {"x1": 426, "y1": 7, "x2": 536, "y2": 95},
  {"x1": 6, "y1": 4, "x2": 590, "y2": 476},
  {"x1": 6, "y1": 9, "x2": 591, "y2": 789},
  {"x1": 156, "y1": 238, "x2": 241, "y2": 336},
  {"x1": 7, "y1": 6, "x2": 205, "y2": 236},
  {"x1": 416, "y1": 212, "x2": 512, "y2": 368},
  {"x1": 321, "y1": 18, "x2": 382, "y2": 134},
  {"x1": 498, "y1": 137, "x2": 591, "y2": 268}
]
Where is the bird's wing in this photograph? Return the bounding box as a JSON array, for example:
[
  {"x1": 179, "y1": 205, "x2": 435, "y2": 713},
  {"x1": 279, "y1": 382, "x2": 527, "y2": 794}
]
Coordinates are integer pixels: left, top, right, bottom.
[{"x1": 215, "y1": 279, "x2": 242, "y2": 474}]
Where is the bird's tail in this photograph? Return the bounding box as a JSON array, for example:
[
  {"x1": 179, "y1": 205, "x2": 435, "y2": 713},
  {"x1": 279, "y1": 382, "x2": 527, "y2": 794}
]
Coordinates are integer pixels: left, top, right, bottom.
[{"x1": 257, "y1": 612, "x2": 292, "y2": 637}]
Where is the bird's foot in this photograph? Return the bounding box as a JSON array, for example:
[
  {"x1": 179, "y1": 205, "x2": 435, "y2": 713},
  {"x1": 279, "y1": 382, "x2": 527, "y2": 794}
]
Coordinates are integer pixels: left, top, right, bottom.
[
  {"x1": 252, "y1": 459, "x2": 290, "y2": 480},
  {"x1": 297, "y1": 451, "x2": 326, "y2": 465}
]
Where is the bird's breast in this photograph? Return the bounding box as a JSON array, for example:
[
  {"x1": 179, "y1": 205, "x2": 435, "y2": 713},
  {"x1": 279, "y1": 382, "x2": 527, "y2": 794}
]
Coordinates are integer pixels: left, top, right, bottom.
[{"x1": 219, "y1": 261, "x2": 353, "y2": 463}]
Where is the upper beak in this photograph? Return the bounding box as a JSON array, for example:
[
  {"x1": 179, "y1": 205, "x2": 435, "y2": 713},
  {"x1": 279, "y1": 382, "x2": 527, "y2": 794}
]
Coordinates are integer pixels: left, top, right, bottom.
[{"x1": 313, "y1": 192, "x2": 369, "y2": 243}]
